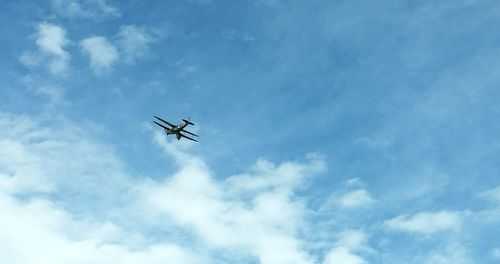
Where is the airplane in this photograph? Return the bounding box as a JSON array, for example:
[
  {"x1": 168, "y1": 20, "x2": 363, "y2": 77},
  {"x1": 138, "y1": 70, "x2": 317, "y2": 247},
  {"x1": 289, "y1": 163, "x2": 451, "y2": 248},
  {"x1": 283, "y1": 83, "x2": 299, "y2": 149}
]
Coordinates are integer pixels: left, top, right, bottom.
[{"x1": 153, "y1": 116, "x2": 199, "y2": 142}]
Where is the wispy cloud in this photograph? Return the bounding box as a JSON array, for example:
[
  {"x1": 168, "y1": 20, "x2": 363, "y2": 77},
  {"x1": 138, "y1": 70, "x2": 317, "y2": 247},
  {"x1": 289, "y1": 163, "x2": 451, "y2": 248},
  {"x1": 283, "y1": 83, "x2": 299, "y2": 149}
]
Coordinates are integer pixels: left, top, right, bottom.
[
  {"x1": 480, "y1": 186, "x2": 500, "y2": 204},
  {"x1": 424, "y1": 242, "x2": 472, "y2": 264},
  {"x1": 323, "y1": 230, "x2": 371, "y2": 264},
  {"x1": 80, "y1": 36, "x2": 119, "y2": 73},
  {"x1": 20, "y1": 22, "x2": 70, "y2": 75},
  {"x1": 337, "y1": 189, "x2": 375, "y2": 209},
  {"x1": 354, "y1": 134, "x2": 394, "y2": 150},
  {"x1": 493, "y1": 248, "x2": 500, "y2": 260},
  {"x1": 384, "y1": 211, "x2": 466, "y2": 235},
  {"x1": 321, "y1": 179, "x2": 375, "y2": 210},
  {"x1": 117, "y1": 25, "x2": 154, "y2": 64},
  {"x1": 323, "y1": 248, "x2": 366, "y2": 264},
  {"x1": 51, "y1": 0, "x2": 120, "y2": 19}
]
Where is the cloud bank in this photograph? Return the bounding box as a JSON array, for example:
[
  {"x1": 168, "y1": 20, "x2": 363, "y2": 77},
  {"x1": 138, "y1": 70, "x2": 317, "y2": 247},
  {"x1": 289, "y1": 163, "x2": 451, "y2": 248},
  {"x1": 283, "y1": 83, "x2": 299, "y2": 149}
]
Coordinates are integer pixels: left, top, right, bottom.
[{"x1": 0, "y1": 113, "x2": 337, "y2": 264}]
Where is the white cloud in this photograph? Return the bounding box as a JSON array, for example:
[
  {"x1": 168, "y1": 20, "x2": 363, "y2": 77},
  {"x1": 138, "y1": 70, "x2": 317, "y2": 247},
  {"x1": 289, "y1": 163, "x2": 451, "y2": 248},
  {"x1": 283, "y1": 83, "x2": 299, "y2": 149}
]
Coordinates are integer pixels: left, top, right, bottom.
[
  {"x1": 424, "y1": 242, "x2": 472, "y2": 264},
  {"x1": 222, "y1": 30, "x2": 257, "y2": 43},
  {"x1": 323, "y1": 247, "x2": 366, "y2": 264},
  {"x1": 0, "y1": 112, "x2": 336, "y2": 264},
  {"x1": 20, "y1": 22, "x2": 70, "y2": 75},
  {"x1": 80, "y1": 36, "x2": 119, "y2": 73},
  {"x1": 141, "y1": 134, "x2": 326, "y2": 264},
  {"x1": 0, "y1": 193, "x2": 198, "y2": 264},
  {"x1": 51, "y1": 0, "x2": 120, "y2": 19},
  {"x1": 337, "y1": 189, "x2": 375, "y2": 209},
  {"x1": 117, "y1": 25, "x2": 154, "y2": 63},
  {"x1": 80, "y1": 25, "x2": 155, "y2": 73},
  {"x1": 354, "y1": 134, "x2": 393, "y2": 150},
  {"x1": 480, "y1": 186, "x2": 500, "y2": 203},
  {"x1": 323, "y1": 230, "x2": 371, "y2": 264},
  {"x1": 345, "y1": 178, "x2": 364, "y2": 188},
  {"x1": 384, "y1": 211, "x2": 466, "y2": 235},
  {"x1": 225, "y1": 154, "x2": 326, "y2": 193},
  {"x1": 335, "y1": 230, "x2": 372, "y2": 253},
  {"x1": 319, "y1": 180, "x2": 375, "y2": 212},
  {"x1": 493, "y1": 248, "x2": 500, "y2": 259},
  {"x1": 0, "y1": 113, "x2": 201, "y2": 264}
]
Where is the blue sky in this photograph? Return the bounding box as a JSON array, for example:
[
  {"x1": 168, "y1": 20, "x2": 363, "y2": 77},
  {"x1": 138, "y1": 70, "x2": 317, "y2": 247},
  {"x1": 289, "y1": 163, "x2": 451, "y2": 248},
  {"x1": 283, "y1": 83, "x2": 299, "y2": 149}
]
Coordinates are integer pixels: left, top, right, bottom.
[{"x1": 1, "y1": 0, "x2": 500, "y2": 263}]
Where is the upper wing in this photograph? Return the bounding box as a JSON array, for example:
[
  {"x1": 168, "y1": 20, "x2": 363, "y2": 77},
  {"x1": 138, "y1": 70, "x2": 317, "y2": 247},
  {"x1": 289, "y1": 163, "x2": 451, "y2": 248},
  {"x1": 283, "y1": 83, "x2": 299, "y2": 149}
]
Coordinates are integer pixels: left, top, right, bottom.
[
  {"x1": 182, "y1": 129, "x2": 199, "y2": 137},
  {"x1": 180, "y1": 133, "x2": 198, "y2": 142},
  {"x1": 154, "y1": 116, "x2": 176, "y2": 128},
  {"x1": 153, "y1": 121, "x2": 171, "y2": 131}
]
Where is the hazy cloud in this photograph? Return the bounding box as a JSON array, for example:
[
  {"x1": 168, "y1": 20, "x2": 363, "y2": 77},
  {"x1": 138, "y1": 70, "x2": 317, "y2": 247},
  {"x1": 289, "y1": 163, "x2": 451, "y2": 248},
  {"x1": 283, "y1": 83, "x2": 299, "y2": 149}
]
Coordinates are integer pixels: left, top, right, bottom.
[
  {"x1": 384, "y1": 211, "x2": 466, "y2": 235},
  {"x1": 493, "y1": 248, "x2": 500, "y2": 259},
  {"x1": 51, "y1": 0, "x2": 120, "y2": 19},
  {"x1": 323, "y1": 248, "x2": 366, "y2": 264},
  {"x1": 20, "y1": 22, "x2": 70, "y2": 75},
  {"x1": 117, "y1": 25, "x2": 154, "y2": 64},
  {"x1": 337, "y1": 189, "x2": 375, "y2": 209},
  {"x1": 480, "y1": 186, "x2": 500, "y2": 204},
  {"x1": 80, "y1": 36, "x2": 119, "y2": 73},
  {"x1": 323, "y1": 230, "x2": 371, "y2": 264}
]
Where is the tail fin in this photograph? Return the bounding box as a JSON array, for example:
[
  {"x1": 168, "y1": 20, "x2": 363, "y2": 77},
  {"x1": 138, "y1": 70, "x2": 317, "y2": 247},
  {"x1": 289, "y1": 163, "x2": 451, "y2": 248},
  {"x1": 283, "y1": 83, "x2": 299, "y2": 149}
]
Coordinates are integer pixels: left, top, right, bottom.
[{"x1": 182, "y1": 118, "x2": 195, "y2": 126}]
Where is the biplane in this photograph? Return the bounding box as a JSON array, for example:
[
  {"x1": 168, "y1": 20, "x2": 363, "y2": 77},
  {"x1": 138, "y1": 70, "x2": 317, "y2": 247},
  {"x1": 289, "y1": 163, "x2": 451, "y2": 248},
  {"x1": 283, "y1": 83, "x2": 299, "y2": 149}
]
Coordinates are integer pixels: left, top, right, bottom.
[{"x1": 153, "y1": 116, "x2": 198, "y2": 142}]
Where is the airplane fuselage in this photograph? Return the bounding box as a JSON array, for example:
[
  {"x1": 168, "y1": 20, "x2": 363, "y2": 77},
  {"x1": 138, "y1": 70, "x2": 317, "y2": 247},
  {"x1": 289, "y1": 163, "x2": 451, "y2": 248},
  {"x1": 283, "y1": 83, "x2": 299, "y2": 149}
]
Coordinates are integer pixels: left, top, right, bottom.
[
  {"x1": 166, "y1": 122, "x2": 188, "y2": 135},
  {"x1": 154, "y1": 116, "x2": 198, "y2": 142}
]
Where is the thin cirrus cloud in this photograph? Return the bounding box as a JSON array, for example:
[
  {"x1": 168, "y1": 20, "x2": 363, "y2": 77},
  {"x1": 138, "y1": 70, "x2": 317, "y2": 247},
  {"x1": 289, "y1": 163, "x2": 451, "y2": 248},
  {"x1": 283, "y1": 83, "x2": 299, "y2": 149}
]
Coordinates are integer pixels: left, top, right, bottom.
[
  {"x1": 480, "y1": 186, "x2": 500, "y2": 203},
  {"x1": 20, "y1": 22, "x2": 70, "y2": 75},
  {"x1": 493, "y1": 248, "x2": 500, "y2": 259},
  {"x1": 384, "y1": 211, "x2": 467, "y2": 235},
  {"x1": 323, "y1": 248, "x2": 366, "y2": 264},
  {"x1": 319, "y1": 181, "x2": 375, "y2": 213},
  {"x1": 117, "y1": 25, "x2": 154, "y2": 64},
  {"x1": 50, "y1": 0, "x2": 120, "y2": 19}
]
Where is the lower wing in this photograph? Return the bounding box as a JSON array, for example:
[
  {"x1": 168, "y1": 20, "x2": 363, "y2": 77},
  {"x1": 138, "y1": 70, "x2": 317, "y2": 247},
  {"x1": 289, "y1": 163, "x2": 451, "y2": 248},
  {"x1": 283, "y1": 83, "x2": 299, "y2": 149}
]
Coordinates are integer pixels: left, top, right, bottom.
[
  {"x1": 182, "y1": 129, "x2": 199, "y2": 137},
  {"x1": 153, "y1": 121, "x2": 171, "y2": 132},
  {"x1": 180, "y1": 133, "x2": 198, "y2": 142}
]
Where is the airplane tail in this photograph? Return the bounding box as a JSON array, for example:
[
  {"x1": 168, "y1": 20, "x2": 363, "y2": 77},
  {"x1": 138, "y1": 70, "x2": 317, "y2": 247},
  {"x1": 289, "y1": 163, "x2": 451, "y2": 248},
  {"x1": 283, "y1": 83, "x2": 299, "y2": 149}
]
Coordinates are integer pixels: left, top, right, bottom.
[{"x1": 182, "y1": 118, "x2": 195, "y2": 126}]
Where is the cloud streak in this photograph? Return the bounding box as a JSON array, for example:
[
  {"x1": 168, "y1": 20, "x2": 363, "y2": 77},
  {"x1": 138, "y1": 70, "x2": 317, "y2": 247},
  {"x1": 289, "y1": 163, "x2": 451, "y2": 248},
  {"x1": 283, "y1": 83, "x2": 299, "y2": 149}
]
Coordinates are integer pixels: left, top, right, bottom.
[
  {"x1": 51, "y1": 0, "x2": 120, "y2": 19},
  {"x1": 384, "y1": 211, "x2": 466, "y2": 235}
]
